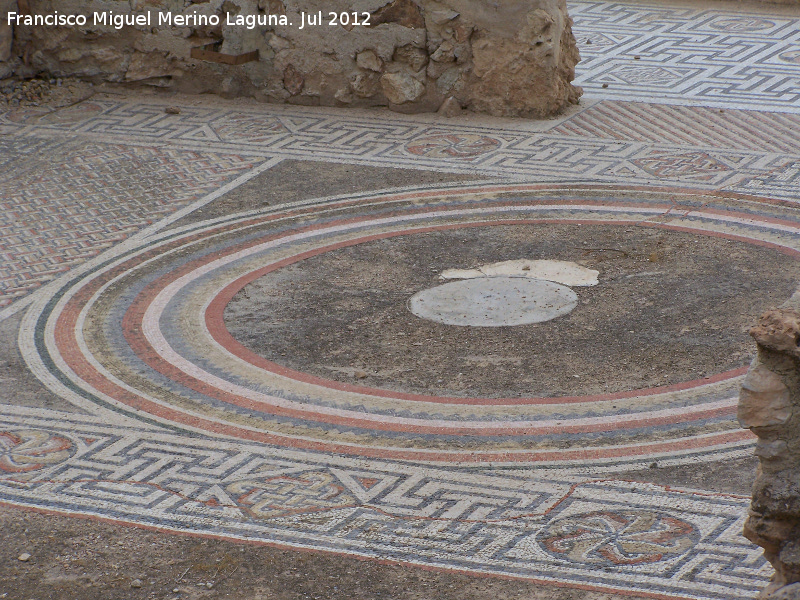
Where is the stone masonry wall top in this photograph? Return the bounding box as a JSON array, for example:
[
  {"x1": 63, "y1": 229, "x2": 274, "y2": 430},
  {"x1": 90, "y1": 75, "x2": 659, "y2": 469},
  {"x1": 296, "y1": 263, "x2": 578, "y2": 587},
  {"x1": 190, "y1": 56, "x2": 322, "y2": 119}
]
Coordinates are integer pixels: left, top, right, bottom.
[{"x1": 0, "y1": 0, "x2": 583, "y2": 117}]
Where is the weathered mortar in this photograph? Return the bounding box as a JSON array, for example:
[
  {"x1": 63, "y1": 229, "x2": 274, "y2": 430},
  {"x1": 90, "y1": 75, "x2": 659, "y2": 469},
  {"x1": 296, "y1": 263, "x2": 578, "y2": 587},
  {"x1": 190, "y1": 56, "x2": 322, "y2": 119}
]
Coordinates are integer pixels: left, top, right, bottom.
[
  {"x1": 0, "y1": 0, "x2": 582, "y2": 117},
  {"x1": 740, "y1": 295, "x2": 800, "y2": 600}
]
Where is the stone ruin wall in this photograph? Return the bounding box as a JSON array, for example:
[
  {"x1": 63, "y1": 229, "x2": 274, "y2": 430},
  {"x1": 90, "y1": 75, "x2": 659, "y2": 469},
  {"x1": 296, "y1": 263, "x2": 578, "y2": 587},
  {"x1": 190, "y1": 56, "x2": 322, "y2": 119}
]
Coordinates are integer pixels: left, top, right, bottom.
[
  {"x1": 740, "y1": 297, "x2": 800, "y2": 600},
  {"x1": 0, "y1": 0, "x2": 583, "y2": 117}
]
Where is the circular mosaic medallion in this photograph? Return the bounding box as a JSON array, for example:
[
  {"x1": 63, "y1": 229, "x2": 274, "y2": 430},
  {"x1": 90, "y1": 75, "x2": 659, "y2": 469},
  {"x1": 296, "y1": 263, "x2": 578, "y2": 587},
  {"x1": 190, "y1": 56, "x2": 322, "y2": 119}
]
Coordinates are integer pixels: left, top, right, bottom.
[
  {"x1": 211, "y1": 114, "x2": 288, "y2": 143},
  {"x1": 0, "y1": 429, "x2": 74, "y2": 473},
  {"x1": 227, "y1": 471, "x2": 357, "y2": 520},
  {"x1": 538, "y1": 510, "x2": 698, "y2": 566},
  {"x1": 22, "y1": 184, "x2": 800, "y2": 465},
  {"x1": 405, "y1": 134, "x2": 501, "y2": 159}
]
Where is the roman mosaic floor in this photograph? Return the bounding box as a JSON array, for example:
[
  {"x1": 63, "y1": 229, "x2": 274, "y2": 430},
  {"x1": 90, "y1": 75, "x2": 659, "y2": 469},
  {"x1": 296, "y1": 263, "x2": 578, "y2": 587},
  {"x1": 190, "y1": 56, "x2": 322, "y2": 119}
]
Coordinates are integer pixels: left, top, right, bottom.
[{"x1": 2, "y1": 0, "x2": 799, "y2": 598}]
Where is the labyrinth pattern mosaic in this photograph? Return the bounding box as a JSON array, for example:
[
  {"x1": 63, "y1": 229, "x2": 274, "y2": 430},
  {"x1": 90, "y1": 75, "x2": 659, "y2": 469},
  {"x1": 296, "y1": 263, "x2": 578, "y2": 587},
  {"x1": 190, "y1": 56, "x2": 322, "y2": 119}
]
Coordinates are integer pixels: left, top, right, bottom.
[
  {"x1": 572, "y1": 0, "x2": 800, "y2": 110},
  {"x1": 9, "y1": 181, "x2": 800, "y2": 597},
  {"x1": 3, "y1": 96, "x2": 800, "y2": 313},
  {"x1": 0, "y1": 405, "x2": 772, "y2": 599},
  {"x1": 3, "y1": 0, "x2": 800, "y2": 596}
]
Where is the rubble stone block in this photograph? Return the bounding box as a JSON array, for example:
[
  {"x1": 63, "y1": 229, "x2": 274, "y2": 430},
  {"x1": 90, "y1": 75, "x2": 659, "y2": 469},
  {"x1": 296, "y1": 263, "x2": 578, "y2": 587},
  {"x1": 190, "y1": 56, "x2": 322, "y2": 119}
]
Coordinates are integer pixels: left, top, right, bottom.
[
  {"x1": 380, "y1": 71, "x2": 424, "y2": 104},
  {"x1": 738, "y1": 365, "x2": 793, "y2": 429},
  {"x1": 751, "y1": 308, "x2": 800, "y2": 358},
  {"x1": 356, "y1": 50, "x2": 382, "y2": 72},
  {"x1": 740, "y1": 298, "x2": 800, "y2": 597}
]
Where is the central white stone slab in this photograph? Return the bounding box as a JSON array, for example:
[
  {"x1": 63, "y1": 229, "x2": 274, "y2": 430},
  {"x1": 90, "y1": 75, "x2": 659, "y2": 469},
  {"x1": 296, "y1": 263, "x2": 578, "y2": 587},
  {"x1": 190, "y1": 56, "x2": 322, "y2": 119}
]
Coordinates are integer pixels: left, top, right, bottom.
[
  {"x1": 440, "y1": 259, "x2": 599, "y2": 286},
  {"x1": 408, "y1": 276, "x2": 578, "y2": 327}
]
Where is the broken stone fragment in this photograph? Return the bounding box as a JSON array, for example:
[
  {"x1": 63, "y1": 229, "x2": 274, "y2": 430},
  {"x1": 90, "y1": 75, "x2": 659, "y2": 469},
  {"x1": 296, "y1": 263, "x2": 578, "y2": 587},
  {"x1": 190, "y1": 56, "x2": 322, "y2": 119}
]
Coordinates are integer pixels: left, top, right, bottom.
[
  {"x1": 356, "y1": 50, "x2": 383, "y2": 72},
  {"x1": 440, "y1": 259, "x2": 600, "y2": 287},
  {"x1": 429, "y1": 9, "x2": 459, "y2": 25},
  {"x1": 453, "y1": 23, "x2": 473, "y2": 43},
  {"x1": 57, "y1": 48, "x2": 84, "y2": 63},
  {"x1": 781, "y1": 543, "x2": 800, "y2": 571},
  {"x1": 755, "y1": 439, "x2": 789, "y2": 460},
  {"x1": 0, "y1": 61, "x2": 13, "y2": 80},
  {"x1": 437, "y1": 96, "x2": 462, "y2": 117},
  {"x1": 518, "y1": 8, "x2": 556, "y2": 43},
  {"x1": 334, "y1": 87, "x2": 353, "y2": 103},
  {"x1": 125, "y1": 52, "x2": 178, "y2": 83},
  {"x1": 738, "y1": 365, "x2": 792, "y2": 429},
  {"x1": 434, "y1": 66, "x2": 463, "y2": 94},
  {"x1": 431, "y1": 41, "x2": 455, "y2": 63},
  {"x1": 393, "y1": 44, "x2": 428, "y2": 72},
  {"x1": 745, "y1": 512, "x2": 795, "y2": 552},
  {"x1": 752, "y1": 475, "x2": 800, "y2": 520},
  {"x1": 350, "y1": 71, "x2": 380, "y2": 98},
  {"x1": 283, "y1": 64, "x2": 304, "y2": 95},
  {"x1": 380, "y1": 71, "x2": 425, "y2": 104},
  {"x1": 268, "y1": 34, "x2": 292, "y2": 52},
  {"x1": 430, "y1": 10, "x2": 459, "y2": 25},
  {"x1": 370, "y1": 0, "x2": 425, "y2": 29},
  {"x1": 259, "y1": 0, "x2": 286, "y2": 12},
  {"x1": 751, "y1": 308, "x2": 800, "y2": 359}
]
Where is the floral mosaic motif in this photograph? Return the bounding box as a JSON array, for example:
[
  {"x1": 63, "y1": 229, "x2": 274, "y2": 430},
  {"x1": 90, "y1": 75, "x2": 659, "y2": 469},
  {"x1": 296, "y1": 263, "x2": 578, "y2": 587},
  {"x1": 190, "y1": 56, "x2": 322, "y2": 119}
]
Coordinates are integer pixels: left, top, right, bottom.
[
  {"x1": 632, "y1": 151, "x2": 731, "y2": 181},
  {"x1": 706, "y1": 17, "x2": 775, "y2": 32},
  {"x1": 405, "y1": 134, "x2": 501, "y2": 160},
  {"x1": 0, "y1": 429, "x2": 74, "y2": 473},
  {"x1": 226, "y1": 471, "x2": 357, "y2": 519},
  {"x1": 538, "y1": 510, "x2": 698, "y2": 566},
  {"x1": 212, "y1": 113, "x2": 289, "y2": 143}
]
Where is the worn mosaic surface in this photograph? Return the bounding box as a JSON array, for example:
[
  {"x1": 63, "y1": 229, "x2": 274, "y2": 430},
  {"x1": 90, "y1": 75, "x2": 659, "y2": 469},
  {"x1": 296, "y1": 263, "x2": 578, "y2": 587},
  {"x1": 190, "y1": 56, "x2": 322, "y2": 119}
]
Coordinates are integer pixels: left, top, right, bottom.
[
  {"x1": 1, "y1": 0, "x2": 799, "y2": 597},
  {"x1": 572, "y1": 0, "x2": 800, "y2": 111}
]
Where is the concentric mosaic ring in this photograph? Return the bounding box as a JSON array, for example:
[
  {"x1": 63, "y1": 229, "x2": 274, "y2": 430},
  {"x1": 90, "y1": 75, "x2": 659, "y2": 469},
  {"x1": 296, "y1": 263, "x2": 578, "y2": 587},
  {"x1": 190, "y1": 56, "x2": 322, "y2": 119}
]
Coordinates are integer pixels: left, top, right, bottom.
[{"x1": 22, "y1": 184, "x2": 800, "y2": 465}]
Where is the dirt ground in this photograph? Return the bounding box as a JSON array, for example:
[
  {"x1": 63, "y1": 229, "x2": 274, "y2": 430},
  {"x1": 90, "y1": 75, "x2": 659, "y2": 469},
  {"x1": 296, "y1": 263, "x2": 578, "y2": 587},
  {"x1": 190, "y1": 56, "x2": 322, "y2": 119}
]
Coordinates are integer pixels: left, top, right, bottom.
[{"x1": 0, "y1": 503, "x2": 641, "y2": 600}]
